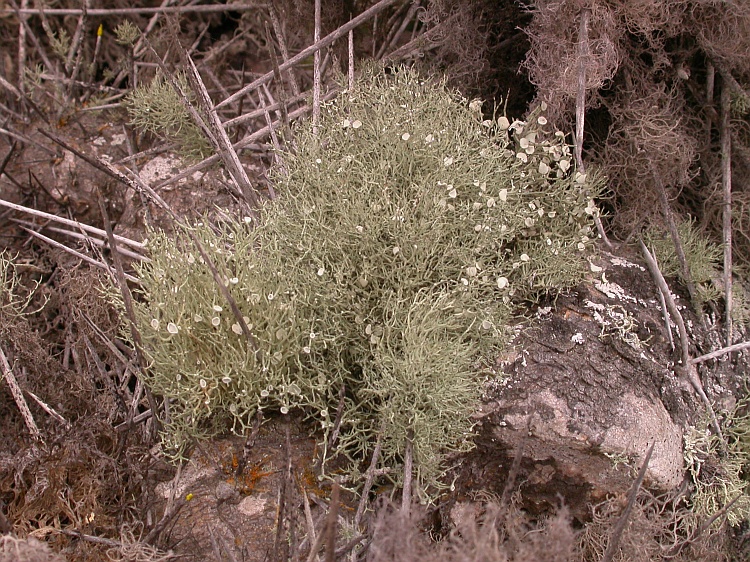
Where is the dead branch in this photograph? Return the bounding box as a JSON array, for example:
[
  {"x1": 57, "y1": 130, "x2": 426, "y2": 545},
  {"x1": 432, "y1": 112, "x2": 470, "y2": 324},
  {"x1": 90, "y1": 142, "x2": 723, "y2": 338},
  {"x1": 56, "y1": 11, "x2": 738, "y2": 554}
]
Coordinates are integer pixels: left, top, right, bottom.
[
  {"x1": 224, "y1": 90, "x2": 307, "y2": 129},
  {"x1": 353, "y1": 418, "x2": 387, "y2": 530},
  {"x1": 639, "y1": 239, "x2": 724, "y2": 443},
  {"x1": 652, "y1": 163, "x2": 700, "y2": 310},
  {"x1": 37, "y1": 128, "x2": 262, "y2": 357},
  {"x1": 24, "y1": 387, "x2": 71, "y2": 429},
  {"x1": 375, "y1": 0, "x2": 419, "y2": 60},
  {"x1": 19, "y1": 226, "x2": 140, "y2": 283},
  {"x1": 11, "y1": 219, "x2": 149, "y2": 262},
  {"x1": 0, "y1": 194, "x2": 146, "y2": 251},
  {"x1": 155, "y1": 89, "x2": 339, "y2": 190},
  {"x1": 271, "y1": 421, "x2": 293, "y2": 562},
  {"x1": 147, "y1": 26, "x2": 262, "y2": 213},
  {"x1": 575, "y1": 7, "x2": 589, "y2": 171},
  {"x1": 705, "y1": 62, "x2": 715, "y2": 144},
  {"x1": 313, "y1": 0, "x2": 321, "y2": 137},
  {"x1": 268, "y1": 4, "x2": 300, "y2": 97},
  {"x1": 263, "y1": 21, "x2": 291, "y2": 140},
  {"x1": 574, "y1": 7, "x2": 612, "y2": 249},
  {"x1": 325, "y1": 481, "x2": 341, "y2": 562},
  {"x1": 349, "y1": 24, "x2": 354, "y2": 90},
  {"x1": 96, "y1": 189, "x2": 162, "y2": 435},
  {"x1": 401, "y1": 428, "x2": 413, "y2": 515}
]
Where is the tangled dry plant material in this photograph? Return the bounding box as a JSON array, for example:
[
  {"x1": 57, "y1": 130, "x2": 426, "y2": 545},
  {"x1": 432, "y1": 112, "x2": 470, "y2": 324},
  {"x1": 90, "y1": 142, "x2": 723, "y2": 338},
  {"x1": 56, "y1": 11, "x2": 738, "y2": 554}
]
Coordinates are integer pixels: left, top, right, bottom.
[
  {"x1": 523, "y1": 0, "x2": 621, "y2": 126},
  {"x1": 367, "y1": 499, "x2": 576, "y2": 562},
  {"x1": 0, "y1": 535, "x2": 65, "y2": 562},
  {"x1": 112, "y1": 64, "x2": 603, "y2": 499},
  {"x1": 520, "y1": 0, "x2": 750, "y2": 268}
]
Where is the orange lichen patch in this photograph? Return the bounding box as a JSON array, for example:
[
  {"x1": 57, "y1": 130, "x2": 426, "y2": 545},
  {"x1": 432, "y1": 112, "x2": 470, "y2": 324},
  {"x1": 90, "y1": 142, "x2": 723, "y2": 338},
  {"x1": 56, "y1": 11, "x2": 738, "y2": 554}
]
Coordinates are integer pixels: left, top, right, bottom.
[
  {"x1": 238, "y1": 462, "x2": 274, "y2": 495},
  {"x1": 220, "y1": 452, "x2": 274, "y2": 495},
  {"x1": 298, "y1": 463, "x2": 328, "y2": 500}
]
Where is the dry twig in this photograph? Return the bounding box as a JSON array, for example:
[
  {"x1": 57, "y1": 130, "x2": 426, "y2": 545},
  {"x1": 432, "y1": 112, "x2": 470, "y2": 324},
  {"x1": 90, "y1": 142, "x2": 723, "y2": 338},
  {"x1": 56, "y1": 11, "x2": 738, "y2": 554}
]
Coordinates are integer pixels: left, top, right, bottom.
[
  {"x1": 0, "y1": 195, "x2": 146, "y2": 251},
  {"x1": 639, "y1": 239, "x2": 724, "y2": 443},
  {"x1": 721, "y1": 79, "x2": 733, "y2": 345},
  {"x1": 313, "y1": 0, "x2": 322, "y2": 136},
  {"x1": 0, "y1": 345, "x2": 42, "y2": 441},
  {"x1": 19, "y1": 226, "x2": 140, "y2": 283},
  {"x1": 401, "y1": 429, "x2": 414, "y2": 515},
  {"x1": 601, "y1": 443, "x2": 654, "y2": 562},
  {"x1": 353, "y1": 418, "x2": 387, "y2": 530},
  {"x1": 2, "y1": 4, "x2": 263, "y2": 16},
  {"x1": 691, "y1": 340, "x2": 750, "y2": 364}
]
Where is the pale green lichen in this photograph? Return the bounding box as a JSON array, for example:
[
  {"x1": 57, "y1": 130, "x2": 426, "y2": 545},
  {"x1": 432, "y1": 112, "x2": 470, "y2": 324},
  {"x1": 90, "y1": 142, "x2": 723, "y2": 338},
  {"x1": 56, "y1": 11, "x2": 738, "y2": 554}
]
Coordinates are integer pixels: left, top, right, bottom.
[{"x1": 115, "y1": 65, "x2": 603, "y2": 498}]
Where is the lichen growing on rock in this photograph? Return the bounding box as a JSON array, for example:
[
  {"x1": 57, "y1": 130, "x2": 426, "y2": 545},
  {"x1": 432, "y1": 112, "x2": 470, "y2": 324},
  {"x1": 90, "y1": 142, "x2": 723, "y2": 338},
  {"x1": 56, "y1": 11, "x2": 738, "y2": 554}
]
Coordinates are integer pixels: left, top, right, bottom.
[{"x1": 115, "y1": 64, "x2": 602, "y2": 498}]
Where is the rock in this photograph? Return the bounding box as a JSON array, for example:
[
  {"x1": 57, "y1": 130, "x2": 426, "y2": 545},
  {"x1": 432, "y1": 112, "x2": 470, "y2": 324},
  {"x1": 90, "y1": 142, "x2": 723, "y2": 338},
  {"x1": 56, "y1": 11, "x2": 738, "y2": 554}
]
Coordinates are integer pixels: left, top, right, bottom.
[
  {"x1": 455, "y1": 249, "x2": 715, "y2": 522},
  {"x1": 215, "y1": 480, "x2": 240, "y2": 504},
  {"x1": 238, "y1": 496, "x2": 268, "y2": 518}
]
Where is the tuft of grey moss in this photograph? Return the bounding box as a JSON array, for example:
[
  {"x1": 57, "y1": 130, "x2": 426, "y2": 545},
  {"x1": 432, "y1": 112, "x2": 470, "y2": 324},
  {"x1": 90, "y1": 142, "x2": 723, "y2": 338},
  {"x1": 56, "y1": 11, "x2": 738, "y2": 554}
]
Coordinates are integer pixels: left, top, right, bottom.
[{"x1": 119, "y1": 65, "x2": 603, "y2": 498}]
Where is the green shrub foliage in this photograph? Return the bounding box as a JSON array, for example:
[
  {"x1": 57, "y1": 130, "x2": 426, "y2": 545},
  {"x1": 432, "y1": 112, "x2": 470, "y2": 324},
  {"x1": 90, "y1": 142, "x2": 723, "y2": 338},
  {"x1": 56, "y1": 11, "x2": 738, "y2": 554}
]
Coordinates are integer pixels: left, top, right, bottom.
[{"x1": 124, "y1": 65, "x2": 602, "y2": 497}]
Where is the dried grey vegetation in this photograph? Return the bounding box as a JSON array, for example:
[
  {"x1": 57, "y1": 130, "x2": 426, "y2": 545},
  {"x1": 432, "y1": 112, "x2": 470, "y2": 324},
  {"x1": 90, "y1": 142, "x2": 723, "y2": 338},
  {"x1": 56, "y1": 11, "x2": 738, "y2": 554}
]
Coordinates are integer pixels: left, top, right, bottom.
[{"x1": 0, "y1": 535, "x2": 65, "y2": 562}]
